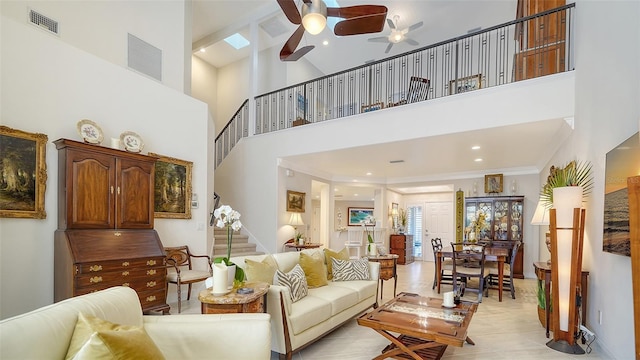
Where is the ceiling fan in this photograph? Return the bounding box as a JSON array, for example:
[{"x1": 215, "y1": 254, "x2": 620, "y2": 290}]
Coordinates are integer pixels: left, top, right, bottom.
[
  {"x1": 367, "y1": 15, "x2": 424, "y2": 54},
  {"x1": 277, "y1": 0, "x2": 388, "y2": 61}
]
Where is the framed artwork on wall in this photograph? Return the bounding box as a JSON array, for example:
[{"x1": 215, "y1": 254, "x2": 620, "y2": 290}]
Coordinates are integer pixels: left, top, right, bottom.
[
  {"x1": 149, "y1": 153, "x2": 192, "y2": 219},
  {"x1": 449, "y1": 74, "x2": 482, "y2": 95},
  {"x1": 484, "y1": 173, "x2": 503, "y2": 193},
  {"x1": 0, "y1": 125, "x2": 48, "y2": 219},
  {"x1": 348, "y1": 207, "x2": 374, "y2": 226},
  {"x1": 287, "y1": 190, "x2": 305, "y2": 212}
]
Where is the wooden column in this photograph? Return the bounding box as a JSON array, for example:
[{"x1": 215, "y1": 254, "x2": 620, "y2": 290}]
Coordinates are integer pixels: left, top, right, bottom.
[{"x1": 628, "y1": 176, "x2": 640, "y2": 359}]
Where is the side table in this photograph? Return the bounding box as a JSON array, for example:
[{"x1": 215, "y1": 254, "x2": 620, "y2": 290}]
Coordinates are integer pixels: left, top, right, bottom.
[
  {"x1": 367, "y1": 254, "x2": 399, "y2": 299},
  {"x1": 198, "y1": 281, "x2": 269, "y2": 314}
]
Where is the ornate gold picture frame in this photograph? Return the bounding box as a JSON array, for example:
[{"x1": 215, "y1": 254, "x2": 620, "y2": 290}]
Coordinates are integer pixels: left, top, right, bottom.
[
  {"x1": 484, "y1": 173, "x2": 503, "y2": 193},
  {"x1": 286, "y1": 190, "x2": 305, "y2": 212},
  {"x1": 0, "y1": 126, "x2": 48, "y2": 219},
  {"x1": 149, "y1": 153, "x2": 192, "y2": 219}
]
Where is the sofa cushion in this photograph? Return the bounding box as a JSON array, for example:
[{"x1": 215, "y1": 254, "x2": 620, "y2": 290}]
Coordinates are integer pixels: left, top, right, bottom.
[
  {"x1": 323, "y1": 247, "x2": 350, "y2": 280},
  {"x1": 288, "y1": 295, "x2": 332, "y2": 335},
  {"x1": 276, "y1": 264, "x2": 308, "y2": 302},
  {"x1": 66, "y1": 312, "x2": 165, "y2": 360},
  {"x1": 307, "y1": 286, "x2": 359, "y2": 316},
  {"x1": 328, "y1": 280, "x2": 378, "y2": 303},
  {"x1": 331, "y1": 258, "x2": 370, "y2": 281},
  {"x1": 245, "y1": 255, "x2": 278, "y2": 284},
  {"x1": 272, "y1": 251, "x2": 303, "y2": 273},
  {"x1": 300, "y1": 251, "x2": 328, "y2": 288}
]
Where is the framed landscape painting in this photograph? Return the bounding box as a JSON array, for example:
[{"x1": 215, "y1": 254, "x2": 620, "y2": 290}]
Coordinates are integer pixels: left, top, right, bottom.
[
  {"x1": 348, "y1": 207, "x2": 374, "y2": 226},
  {"x1": 149, "y1": 153, "x2": 192, "y2": 219},
  {"x1": 287, "y1": 190, "x2": 305, "y2": 212},
  {"x1": 0, "y1": 126, "x2": 48, "y2": 219},
  {"x1": 603, "y1": 131, "x2": 640, "y2": 256}
]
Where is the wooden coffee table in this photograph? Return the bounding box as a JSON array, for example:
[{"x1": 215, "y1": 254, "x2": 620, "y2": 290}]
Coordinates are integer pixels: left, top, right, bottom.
[
  {"x1": 357, "y1": 292, "x2": 478, "y2": 360},
  {"x1": 198, "y1": 281, "x2": 269, "y2": 314}
]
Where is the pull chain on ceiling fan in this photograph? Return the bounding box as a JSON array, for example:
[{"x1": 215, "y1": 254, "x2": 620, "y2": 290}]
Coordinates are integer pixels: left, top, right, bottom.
[
  {"x1": 277, "y1": 0, "x2": 388, "y2": 61},
  {"x1": 368, "y1": 15, "x2": 424, "y2": 54}
]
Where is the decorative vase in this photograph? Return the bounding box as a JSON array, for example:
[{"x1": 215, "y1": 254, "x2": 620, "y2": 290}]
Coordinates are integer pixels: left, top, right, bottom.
[
  {"x1": 227, "y1": 264, "x2": 236, "y2": 289},
  {"x1": 368, "y1": 243, "x2": 378, "y2": 256}
]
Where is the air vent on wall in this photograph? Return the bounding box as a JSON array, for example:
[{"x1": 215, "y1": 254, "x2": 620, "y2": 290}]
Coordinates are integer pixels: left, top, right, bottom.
[
  {"x1": 127, "y1": 33, "x2": 162, "y2": 82},
  {"x1": 29, "y1": 9, "x2": 59, "y2": 35}
]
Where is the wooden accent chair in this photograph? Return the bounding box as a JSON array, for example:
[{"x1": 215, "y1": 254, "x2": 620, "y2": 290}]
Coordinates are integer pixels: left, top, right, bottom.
[
  {"x1": 388, "y1": 76, "x2": 431, "y2": 107},
  {"x1": 430, "y1": 238, "x2": 454, "y2": 290},
  {"x1": 450, "y1": 242, "x2": 490, "y2": 303},
  {"x1": 165, "y1": 246, "x2": 212, "y2": 313},
  {"x1": 485, "y1": 240, "x2": 522, "y2": 299}
]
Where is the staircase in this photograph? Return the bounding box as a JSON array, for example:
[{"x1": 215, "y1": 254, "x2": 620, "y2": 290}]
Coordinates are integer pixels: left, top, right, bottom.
[{"x1": 211, "y1": 228, "x2": 264, "y2": 259}]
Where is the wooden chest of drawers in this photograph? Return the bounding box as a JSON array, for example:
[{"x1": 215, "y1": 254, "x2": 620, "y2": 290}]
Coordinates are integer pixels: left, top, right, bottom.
[
  {"x1": 390, "y1": 234, "x2": 414, "y2": 265},
  {"x1": 54, "y1": 229, "x2": 169, "y2": 313}
]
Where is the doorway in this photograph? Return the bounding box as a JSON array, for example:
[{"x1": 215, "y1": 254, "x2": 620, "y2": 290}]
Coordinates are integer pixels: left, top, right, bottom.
[{"x1": 407, "y1": 200, "x2": 453, "y2": 262}]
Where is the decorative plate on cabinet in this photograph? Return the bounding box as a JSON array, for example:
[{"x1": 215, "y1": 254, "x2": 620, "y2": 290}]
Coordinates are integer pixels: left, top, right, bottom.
[
  {"x1": 77, "y1": 119, "x2": 103, "y2": 144},
  {"x1": 120, "y1": 131, "x2": 144, "y2": 153}
]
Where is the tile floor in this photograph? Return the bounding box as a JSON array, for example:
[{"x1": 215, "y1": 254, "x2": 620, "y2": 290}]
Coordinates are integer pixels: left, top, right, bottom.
[{"x1": 169, "y1": 261, "x2": 608, "y2": 359}]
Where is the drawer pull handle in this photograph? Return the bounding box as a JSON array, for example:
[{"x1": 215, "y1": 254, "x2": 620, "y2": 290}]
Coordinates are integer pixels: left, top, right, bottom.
[
  {"x1": 114, "y1": 232, "x2": 121, "y2": 237},
  {"x1": 146, "y1": 295, "x2": 156, "y2": 302},
  {"x1": 123, "y1": 283, "x2": 130, "y2": 287},
  {"x1": 90, "y1": 276, "x2": 103, "y2": 283},
  {"x1": 122, "y1": 271, "x2": 129, "y2": 276},
  {"x1": 122, "y1": 262, "x2": 130, "y2": 267},
  {"x1": 147, "y1": 269, "x2": 157, "y2": 275},
  {"x1": 146, "y1": 281, "x2": 157, "y2": 288},
  {"x1": 111, "y1": 186, "x2": 114, "y2": 194},
  {"x1": 117, "y1": 187, "x2": 121, "y2": 195},
  {"x1": 89, "y1": 265, "x2": 103, "y2": 272},
  {"x1": 147, "y1": 260, "x2": 157, "y2": 266}
]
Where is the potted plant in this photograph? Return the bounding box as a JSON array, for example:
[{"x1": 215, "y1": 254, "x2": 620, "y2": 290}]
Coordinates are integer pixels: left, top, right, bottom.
[
  {"x1": 212, "y1": 204, "x2": 245, "y2": 286},
  {"x1": 398, "y1": 208, "x2": 407, "y2": 234},
  {"x1": 539, "y1": 160, "x2": 594, "y2": 208},
  {"x1": 361, "y1": 215, "x2": 377, "y2": 256}
]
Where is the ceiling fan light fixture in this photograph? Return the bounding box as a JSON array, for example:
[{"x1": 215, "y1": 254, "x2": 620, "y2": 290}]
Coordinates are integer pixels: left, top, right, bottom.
[
  {"x1": 389, "y1": 30, "x2": 403, "y2": 43},
  {"x1": 301, "y1": 0, "x2": 327, "y2": 35}
]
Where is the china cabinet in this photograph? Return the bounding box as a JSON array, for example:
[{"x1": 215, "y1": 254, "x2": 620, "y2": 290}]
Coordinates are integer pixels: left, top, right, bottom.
[
  {"x1": 53, "y1": 139, "x2": 169, "y2": 314},
  {"x1": 464, "y1": 196, "x2": 524, "y2": 278}
]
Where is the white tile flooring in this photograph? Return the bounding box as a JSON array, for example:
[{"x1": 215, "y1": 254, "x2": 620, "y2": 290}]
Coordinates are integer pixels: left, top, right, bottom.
[{"x1": 169, "y1": 261, "x2": 608, "y2": 359}]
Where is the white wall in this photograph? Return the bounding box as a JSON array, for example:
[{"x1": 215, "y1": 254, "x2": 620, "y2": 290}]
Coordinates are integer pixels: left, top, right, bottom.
[
  {"x1": 0, "y1": 1, "x2": 189, "y2": 93},
  {"x1": 0, "y1": 15, "x2": 210, "y2": 318}
]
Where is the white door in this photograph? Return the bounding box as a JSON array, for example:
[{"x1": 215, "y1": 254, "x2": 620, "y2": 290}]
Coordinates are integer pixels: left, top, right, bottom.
[{"x1": 423, "y1": 202, "x2": 454, "y2": 262}]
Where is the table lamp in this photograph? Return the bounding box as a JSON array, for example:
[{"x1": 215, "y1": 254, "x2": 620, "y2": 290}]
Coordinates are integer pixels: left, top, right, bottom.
[
  {"x1": 531, "y1": 199, "x2": 551, "y2": 262},
  {"x1": 289, "y1": 213, "x2": 305, "y2": 243}
]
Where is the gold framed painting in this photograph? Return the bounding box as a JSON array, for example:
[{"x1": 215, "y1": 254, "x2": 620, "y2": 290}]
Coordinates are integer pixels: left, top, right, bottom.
[
  {"x1": 149, "y1": 153, "x2": 193, "y2": 219},
  {"x1": 287, "y1": 190, "x2": 305, "y2": 212},
  {"x1": 0, "y1": 126, "x2": 48, "y2": 219},
  {"x1": 484, "y1": 173, "x2": 503, "y2": 194},
  {"x1": 449, "y1": 74, "x2": 482, "y2": 95}
]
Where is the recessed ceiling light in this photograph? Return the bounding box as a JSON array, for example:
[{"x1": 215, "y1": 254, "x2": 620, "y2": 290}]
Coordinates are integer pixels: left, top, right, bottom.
[
  {"x1": 224, "y1": 33, "x2": 250, "y2": 49},
  {"x1": 354, "y1": 193, "x2": 359, "y2": 196},
  {"x1": 471, "y1": 145, "x2": 480, "y2": 150},
  {"x1": 366, "y1": 172, "x2": 372, "y2": 176},
  {"x1": 199, "y1": 48, "x2": 206, "y2": 53},
  {"x1": 322, "y1": 40, "x2": 329, "y2": 46},
  {"x1": 474, "y1": 158, "x2": 483, "y2": 162},
  {"x1": 352, "y1": 179, "x2": 358, "y2": 182}
]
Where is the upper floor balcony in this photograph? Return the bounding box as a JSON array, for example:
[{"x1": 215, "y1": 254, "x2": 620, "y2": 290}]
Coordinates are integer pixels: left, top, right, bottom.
[{"x1": 215, "y1": 4, "x2": 575, "y2": 168}]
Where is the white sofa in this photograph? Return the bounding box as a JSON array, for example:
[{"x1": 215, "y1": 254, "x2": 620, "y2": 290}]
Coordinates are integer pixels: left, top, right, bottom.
[
  {"x1": 231, "y1": 249, "x2": 379, "y2": 360},
  {"x1": 0, "y1": 286, "x2": 271, "y2": 360}
]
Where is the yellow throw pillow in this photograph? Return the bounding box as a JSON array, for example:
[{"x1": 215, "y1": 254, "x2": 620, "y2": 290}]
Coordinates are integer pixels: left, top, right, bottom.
[
  {"x1": 65, "y1": 312, "x2": 165, "y2": 360},
  {"x1": 300, "y1": 251, "x2": 328, "y2": 288},
  {"x1": 245, "y1": 255, "x2": 278, "y2": 284},
  {"x1": 324, "y1": 247, "x2": 350, "y2": 280}
]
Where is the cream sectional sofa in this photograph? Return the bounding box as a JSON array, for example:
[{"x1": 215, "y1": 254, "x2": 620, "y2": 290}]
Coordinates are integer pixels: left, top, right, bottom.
[
  {"x1": 0, "y1": 286, "x2": 271, "y2": 360},
  {"x1": 231, "y1": 248, "x2": 380, "y2": 360}
]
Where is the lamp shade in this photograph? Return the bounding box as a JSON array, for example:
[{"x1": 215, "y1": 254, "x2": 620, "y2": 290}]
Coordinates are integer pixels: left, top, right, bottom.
[
  {"x1": 289, "y1": 213, "x2": 304, "y2": 227},
  {"x1": 531, "y1": 199, "x2": 550, "y2": 225},
  {"x1": 301, "y1": 0, "x2": 327, "y2": 35}
]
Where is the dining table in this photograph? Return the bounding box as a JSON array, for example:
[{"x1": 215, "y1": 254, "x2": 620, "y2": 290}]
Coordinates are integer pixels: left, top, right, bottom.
[{"x1": 436, "y1": 245, "x2": 509, "y2": 302}]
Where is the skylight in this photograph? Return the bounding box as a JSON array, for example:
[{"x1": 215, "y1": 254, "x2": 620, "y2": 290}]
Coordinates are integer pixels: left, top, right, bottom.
[
  {"x1": 326, "y1": 0, "x2": 340, "y2": 28},
  {"x1": 224, "y1": 33, "x2": 250, "y2": 49}
]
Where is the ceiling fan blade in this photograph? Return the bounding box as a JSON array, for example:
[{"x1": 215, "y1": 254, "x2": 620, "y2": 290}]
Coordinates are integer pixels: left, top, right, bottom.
[
  {"x1": 368, "y1": 36, "x2": 389, "y2": 43},
  {"x1": 405, "y1": 38, "x2": 419, "y2": 46},
  {"x1": 407, "y1": 21, "x2": 424, "y2": 33},
  {"x1": 277, "y1": 0, "x2": 301, "y2": 25},
  {"x1": 327, "y1": 5, "x2": 387, "y2": 19},
  {"x1": 387, "y1": 18, "x2": 396, "y2": 30},
  {"x1": 385, "y1": 43, "x2": 394, "y2": 54},
  {"x1": 333, "y1": 12, "x2": 388, "y2": 36},
  {"x1": 280, "y1": 24, "x2": 308, "y2": 61},
  {"x1": 282, "y1": 45, "x2": 315, "y2": 61}
]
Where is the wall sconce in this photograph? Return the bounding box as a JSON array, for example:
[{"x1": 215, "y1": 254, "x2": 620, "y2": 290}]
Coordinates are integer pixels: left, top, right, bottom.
[{"x1": 547, "y1": 187, "x2": 586, "y2": 354}]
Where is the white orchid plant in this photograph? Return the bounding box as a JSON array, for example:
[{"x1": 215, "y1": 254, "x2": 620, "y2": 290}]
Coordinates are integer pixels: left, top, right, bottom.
[
  {"x1": 361, "y1": 215, "x2": 376, "y2": 252},
  {"x1": 213, "y1": 204, "x2": 244, "y2": 283}
]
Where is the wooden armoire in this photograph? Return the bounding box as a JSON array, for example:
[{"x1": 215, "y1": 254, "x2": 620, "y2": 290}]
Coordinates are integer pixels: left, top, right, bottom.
[{"x1": 53, "y1": 138, "x2": 169, "y2": 314}]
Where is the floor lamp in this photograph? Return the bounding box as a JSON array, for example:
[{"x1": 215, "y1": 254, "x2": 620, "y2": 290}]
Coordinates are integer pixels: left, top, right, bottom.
[{"x1": 547, "y1": 187, "x2": 586, "y2": 354}]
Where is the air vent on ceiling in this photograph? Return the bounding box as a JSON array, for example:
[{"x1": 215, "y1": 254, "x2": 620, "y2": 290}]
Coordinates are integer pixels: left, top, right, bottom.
[
  {"x1": 260, "y1": 17, "x2": 289, "y2": 38},
  {"x1": 389, "y1": 160, "x2": 405, "y2": 164},
  {"x1": 29, "y1": 9, "x2": 59, "y2": 35},
  {"x1": 127, "y1": 33, "x2": 162, "y2": 82},
  {"x1": 334, "y1": 194, "x2": 343, "y2": 198}
]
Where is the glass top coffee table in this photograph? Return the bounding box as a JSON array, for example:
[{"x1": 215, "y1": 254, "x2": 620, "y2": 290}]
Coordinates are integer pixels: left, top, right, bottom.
[{"x1": 357, "y1": 292, "x2": 478, "y2": 359}]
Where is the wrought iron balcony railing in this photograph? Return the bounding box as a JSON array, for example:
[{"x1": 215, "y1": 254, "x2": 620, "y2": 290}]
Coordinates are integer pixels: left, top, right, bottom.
[{"x1": 215, "y1": 4, "x2": 575, "y2": 169}]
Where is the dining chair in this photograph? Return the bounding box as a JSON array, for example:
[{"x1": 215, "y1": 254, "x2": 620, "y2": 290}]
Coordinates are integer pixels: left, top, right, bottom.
[
  {"x1": 485, "y1": 240, "x2": 522, "y2": 299},
  {"x1": 430, "y1": 238, "x2": 454, "y2": 290},
  {"x1": 165, "y1": 245, "x2": 212, "y2": 313},
  {"x1": 450, "y1": 242, "x2": 490, "y2": 303}
]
